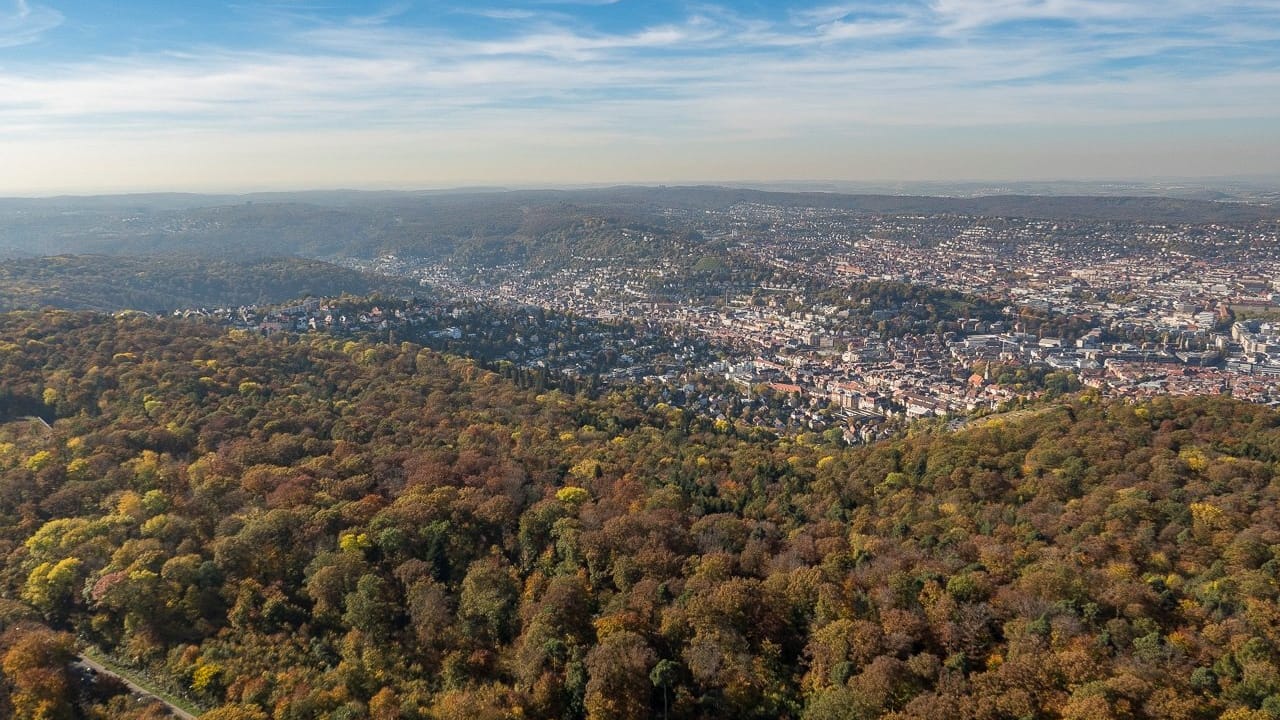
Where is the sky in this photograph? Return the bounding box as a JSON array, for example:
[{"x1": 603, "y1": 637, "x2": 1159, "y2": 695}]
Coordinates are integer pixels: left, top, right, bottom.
[{"x1": 0, "y1": 0, "x2": 1277, "y2": 194}]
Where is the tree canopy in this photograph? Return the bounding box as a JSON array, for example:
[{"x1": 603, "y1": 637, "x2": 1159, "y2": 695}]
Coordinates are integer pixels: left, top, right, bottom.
[{"x1": 1, "y1": 309, "x2": 1279, "y2": 719}]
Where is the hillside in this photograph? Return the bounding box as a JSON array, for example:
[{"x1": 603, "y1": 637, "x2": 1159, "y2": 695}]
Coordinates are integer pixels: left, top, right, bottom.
[
  {"x1": 0, "y1": 310, "x2": 1279, "y2": 718},
  {"x1": 588, "y1": 185, "x2": 1280, "y2": 223},
  {"x1": 1, "y1": 186, "x2": 1275, "y2": 262},
  {"x1": 0, "y1": 255, "x2": 417, "y2": 313}
]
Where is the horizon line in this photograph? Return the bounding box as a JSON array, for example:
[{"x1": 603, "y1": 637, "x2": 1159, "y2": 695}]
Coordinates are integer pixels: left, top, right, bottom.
[{"x1": 4, "y1": 175, "x2": 1280, "y2": 202}]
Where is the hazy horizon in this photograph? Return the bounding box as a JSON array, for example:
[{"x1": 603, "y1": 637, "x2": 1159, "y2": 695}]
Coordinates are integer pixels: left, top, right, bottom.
[
  {"x1": 2, "y1": 1, "x2": 1278, "y2": 195},
  {"x1": 3, "y1": 174, "x2": 1280, "y2": 202}
]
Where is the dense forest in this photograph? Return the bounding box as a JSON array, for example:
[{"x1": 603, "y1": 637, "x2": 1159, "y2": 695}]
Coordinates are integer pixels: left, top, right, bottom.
[
  {"x1": 0, "y1": 256, "x2": 416, "y2": 313},
  {"x1": 1, "y1": 310, "x2": 1280, "y2": 719}
]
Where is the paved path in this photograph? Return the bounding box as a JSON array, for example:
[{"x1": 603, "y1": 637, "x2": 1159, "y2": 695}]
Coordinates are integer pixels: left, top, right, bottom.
[{"x1": 75, "y1": 654, "x2": 198, "y2": 720}]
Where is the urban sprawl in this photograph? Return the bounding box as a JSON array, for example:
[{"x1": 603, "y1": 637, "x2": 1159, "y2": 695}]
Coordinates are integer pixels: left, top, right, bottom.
[{"x1": 182, "y1": 202, "x2": 1280, "y2": 441}]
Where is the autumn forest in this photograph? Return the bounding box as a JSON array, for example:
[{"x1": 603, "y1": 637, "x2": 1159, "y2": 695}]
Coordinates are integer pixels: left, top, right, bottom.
[{"x1": 1, "y1": 310, "x2": 1279, "y2": 719}]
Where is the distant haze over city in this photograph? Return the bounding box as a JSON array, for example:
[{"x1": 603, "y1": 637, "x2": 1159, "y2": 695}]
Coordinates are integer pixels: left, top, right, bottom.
[{"x1": 1, "y1": 0, "x2": 1278, "y2": 195}]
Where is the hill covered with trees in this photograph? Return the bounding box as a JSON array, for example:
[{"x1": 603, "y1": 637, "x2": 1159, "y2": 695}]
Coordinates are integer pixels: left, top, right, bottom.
[
  {"x1": 0, "y1": 256, "x2": 416, "y2": 313},
  {"x1": 0, "y1": 310, "x2": 1279, "y2": 719},
  {"x1": 3, "y1": 187, "x2": 1276, "y2": 263}
]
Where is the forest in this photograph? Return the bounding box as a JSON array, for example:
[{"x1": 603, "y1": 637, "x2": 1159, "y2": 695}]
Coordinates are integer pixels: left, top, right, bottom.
[
  {"x1": 0, "y1": 309, "x2": 1279, "y2": 719},
  {"x1": 0, "y1": 256, "x2": 416, "y2": 314}
]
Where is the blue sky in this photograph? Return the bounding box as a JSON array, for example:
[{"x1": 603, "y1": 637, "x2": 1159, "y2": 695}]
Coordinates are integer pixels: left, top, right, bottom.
[{"x1": 0, "y1": 0, "x2": 1277, "y2": 193}]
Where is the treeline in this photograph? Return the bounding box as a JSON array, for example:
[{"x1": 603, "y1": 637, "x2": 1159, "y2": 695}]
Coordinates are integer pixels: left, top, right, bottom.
[
  {"x1": 808, "y1": 281, "x2": 1005, "y2": 339},
  {"x1": 0, "y1": 310, "x2": 1279, "y2": 718},
  {"x1": 0, "y1": 255, "x2": 416, "y2": 313},
  {"x1": 0, "y1": 194, "x2": 682, "y2": 264},
  {"x1": 810, "y1": 281, "x2": 1100, "y2": 341}
]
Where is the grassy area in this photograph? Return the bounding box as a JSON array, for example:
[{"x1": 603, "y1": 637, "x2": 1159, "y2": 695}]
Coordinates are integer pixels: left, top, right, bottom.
[
  {"x1": 1231, "y1": 306, "x2": 1280, "y2": 323},
  {"x1": 81, "y1": 646, "x2": 205, "y2": 718},
  {"x1": 961, "y1": 403, "x2": 1066, "y2": 432}
]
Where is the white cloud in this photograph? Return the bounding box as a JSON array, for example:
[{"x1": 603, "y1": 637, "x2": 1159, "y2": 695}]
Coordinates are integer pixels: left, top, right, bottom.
[
  {"x1": 0, "y1": 2, "x2": 1275, "y2": 137},
  {"x1": 0, "y1": 0, "x2": 61, "y2": 48},
  {"x1": 0, "y1": 1, "x2": 1278, "y2": 191},
  {"x1": 468, "y1": 9, "x2": 543, "y2": 21}
]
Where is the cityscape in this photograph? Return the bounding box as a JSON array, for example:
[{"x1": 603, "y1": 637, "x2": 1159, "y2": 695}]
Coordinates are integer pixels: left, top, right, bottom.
[
  {"x1": 164, "y1": 199, "x2": 1280, "y2": 446},
  {"x1": 3, "y1": 0, "x2": 1280, "y2": 716}
]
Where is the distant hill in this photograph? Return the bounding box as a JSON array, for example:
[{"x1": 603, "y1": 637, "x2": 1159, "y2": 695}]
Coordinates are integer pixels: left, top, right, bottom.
[
  {"x1": 0, "y1": 255, "x2": 416, "y2": 313},
  {"x1": 0, "y1": 185, "x2": 1275, "y2": 262},
  {"x1": 591, "y1": 185, "x2": 1280, "y2": 223}
]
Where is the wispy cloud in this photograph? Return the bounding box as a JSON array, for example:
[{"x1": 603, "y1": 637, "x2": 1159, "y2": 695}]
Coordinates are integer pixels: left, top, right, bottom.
[
  {"x1": 532, "y1": 0, "x2": 622, "y2": 5},
  {"x1": 466, "y1": 9, "x2": 544, "y2": 21},
  {"x1": 0, "y1": 0, "x2": 1278, "y2": 190},
  {"x1": 0, "y1": 0, "x2": 61, "y2": 48},
  {"x1": 2, "y1": 1, "x2": 1277, "y2": 133}
]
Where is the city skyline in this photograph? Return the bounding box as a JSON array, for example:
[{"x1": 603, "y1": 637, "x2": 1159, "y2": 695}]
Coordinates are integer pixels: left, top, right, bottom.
[{"x1": 1, "y1": 0, "x2": 1278, "y2": 194}]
